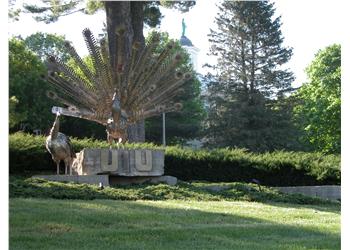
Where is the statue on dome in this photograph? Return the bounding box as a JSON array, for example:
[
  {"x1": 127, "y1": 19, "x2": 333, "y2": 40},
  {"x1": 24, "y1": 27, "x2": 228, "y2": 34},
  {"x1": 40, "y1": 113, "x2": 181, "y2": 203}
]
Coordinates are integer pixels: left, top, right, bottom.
[{"x1": 182, "y1": 18, "x2": 186, "y2": 37}]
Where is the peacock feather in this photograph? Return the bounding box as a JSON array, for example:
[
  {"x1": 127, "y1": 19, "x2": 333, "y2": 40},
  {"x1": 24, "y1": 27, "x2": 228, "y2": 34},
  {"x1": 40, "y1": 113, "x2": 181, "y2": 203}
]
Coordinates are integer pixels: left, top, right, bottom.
[{"x1": 45, "y1": 28, "x2": 191, "y2": 142}]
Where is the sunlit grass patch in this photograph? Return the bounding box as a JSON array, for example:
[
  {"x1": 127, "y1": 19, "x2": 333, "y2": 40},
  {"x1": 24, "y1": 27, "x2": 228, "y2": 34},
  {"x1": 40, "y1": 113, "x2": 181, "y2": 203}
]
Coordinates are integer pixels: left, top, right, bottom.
[{"x1": 10, "y1": 198, "x2": 340, "y2": 250}]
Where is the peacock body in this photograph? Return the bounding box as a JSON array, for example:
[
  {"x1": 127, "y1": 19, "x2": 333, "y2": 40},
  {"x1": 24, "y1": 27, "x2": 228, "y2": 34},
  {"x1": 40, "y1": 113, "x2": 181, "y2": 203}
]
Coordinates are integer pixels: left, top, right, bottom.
[
  {"x1": 45, "y1": 28, "x2": 191, "y2": 143},
  {"x1": 46, "y1": 113, "x2": 75, "y2": 175}
]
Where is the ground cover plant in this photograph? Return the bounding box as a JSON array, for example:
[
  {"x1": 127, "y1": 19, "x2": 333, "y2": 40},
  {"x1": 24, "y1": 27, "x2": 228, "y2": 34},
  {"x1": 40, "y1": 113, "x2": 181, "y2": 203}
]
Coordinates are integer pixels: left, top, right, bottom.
[
  {"x1": 9, "y1": 198, "x2": 340, "y2": 250},
  {"x1": 10, "y1": 176, "x2": 337, "y2": 206},
  {"x1": 10, "y1": 132, "x2": 340, "y2": 186}
]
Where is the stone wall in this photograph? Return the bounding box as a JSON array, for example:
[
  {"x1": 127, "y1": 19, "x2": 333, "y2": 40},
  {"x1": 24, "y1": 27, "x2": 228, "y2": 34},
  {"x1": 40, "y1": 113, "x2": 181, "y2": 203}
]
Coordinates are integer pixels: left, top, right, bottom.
[{"x1": 275, "y1": 185, "x2": 340, "y2": 201}]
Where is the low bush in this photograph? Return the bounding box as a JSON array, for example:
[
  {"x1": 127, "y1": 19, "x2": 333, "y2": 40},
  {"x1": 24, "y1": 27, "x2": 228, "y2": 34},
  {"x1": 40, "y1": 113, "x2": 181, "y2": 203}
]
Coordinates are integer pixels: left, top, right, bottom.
[
  {"x1": 9, "y1": 132, "x2": 340, "y2": 186},
  {"x1": 9, "y1": 176, "x2": 335, "y2": 205}
]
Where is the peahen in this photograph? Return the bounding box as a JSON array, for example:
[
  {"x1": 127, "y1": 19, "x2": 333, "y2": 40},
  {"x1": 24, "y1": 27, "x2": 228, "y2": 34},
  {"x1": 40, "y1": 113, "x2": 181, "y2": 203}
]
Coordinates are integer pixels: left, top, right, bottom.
[
  {"x1": 45, "y1": 28, "x2": 191, "y2": 144},
  {"x1": 46, "y1": 112, "x2": 75, "y2": 175}
]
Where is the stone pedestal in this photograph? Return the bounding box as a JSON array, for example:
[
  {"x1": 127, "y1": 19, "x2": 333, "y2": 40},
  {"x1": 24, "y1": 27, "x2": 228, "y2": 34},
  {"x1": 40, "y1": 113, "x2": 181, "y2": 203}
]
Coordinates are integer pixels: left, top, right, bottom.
[
  {"x1": 275, "y1": 185, "x2": 340, "y2": 201},
  {"x1": 72, "y1": 148, "x2": 165, "y2": 176},
  {"x1": 33, "y1": 149, "x2": 174, "y2": 187},
  {"x1": 32, "y1": 174, "x2": 110, "y2": 187},
  {"x1": 109, "y1": 175, "x2": 177, "y2": 186},
  {"x1": 32, "y1": 175, "x2": 178, "y2": 187}
]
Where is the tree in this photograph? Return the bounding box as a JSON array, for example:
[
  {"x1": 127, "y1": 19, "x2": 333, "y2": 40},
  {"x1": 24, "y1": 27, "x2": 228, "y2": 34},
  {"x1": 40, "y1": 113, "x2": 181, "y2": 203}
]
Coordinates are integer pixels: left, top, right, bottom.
[
  {"x1": 24, "y1": 32, "x2": 71, "y2": 62},
  {"x1": 205, "y1": 1, "x2": 294, "y2": 151},
  {"x1": 9, "y1": 38, "x2": 56, "y2": 133},
  {"x1": 266, "y1": 94, "x2": 306, "y2": 151},
  {"x1": 9, "y1": 96, "x2": 26, "y2": 129},
  {"x1": 24, "y1": 0, "x2": 196, "y2": 142},
  {"x1": 294, "y1": 44, "x2": 341, "y2": 153},
  {"x1": 9, "y1": 0, "x2": 21, "y2": 21},
  {"x1": 23, "y1": 1, "x2": 195, "y2": 26}
]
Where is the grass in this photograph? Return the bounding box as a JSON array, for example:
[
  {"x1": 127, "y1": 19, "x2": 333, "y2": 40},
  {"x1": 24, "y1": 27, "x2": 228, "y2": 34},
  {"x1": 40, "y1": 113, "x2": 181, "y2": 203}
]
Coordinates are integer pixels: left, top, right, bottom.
[
  {"x1": 9, "y1": 176, "x2": 338, "y2": 205},
  {"x1": 9, "y1": 198, "x2": 340, "y2": 250}
]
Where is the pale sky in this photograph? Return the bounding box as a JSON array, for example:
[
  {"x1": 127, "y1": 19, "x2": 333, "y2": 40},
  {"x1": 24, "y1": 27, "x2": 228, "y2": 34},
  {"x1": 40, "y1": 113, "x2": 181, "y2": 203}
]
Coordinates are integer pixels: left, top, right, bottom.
[{"x1": 8, "y1": 0, "x2": 346, "y2": 87}]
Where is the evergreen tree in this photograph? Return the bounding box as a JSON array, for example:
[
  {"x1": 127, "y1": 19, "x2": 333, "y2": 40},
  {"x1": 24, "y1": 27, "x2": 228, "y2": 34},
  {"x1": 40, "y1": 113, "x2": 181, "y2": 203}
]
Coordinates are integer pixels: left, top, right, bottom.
[{"x1": 205, "y1": 1, "x2": 294, "y2": 151}]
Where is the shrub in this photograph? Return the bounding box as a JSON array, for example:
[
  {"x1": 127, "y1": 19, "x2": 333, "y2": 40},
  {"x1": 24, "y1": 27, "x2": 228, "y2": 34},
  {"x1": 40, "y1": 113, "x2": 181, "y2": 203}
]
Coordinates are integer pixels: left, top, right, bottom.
[
  {"x1": 9, "y1": 132, "x2": 340, "y2": 186},
  {"x1": 9, "y1": 176, "x2": 336, "y2": 205}
]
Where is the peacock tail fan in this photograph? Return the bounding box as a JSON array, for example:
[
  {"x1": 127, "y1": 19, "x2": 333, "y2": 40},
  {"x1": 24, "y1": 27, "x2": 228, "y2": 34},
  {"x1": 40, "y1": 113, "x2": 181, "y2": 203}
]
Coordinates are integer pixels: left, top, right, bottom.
[{"x1": 45, "y1": 28, "x2": 192, "y2": 130}]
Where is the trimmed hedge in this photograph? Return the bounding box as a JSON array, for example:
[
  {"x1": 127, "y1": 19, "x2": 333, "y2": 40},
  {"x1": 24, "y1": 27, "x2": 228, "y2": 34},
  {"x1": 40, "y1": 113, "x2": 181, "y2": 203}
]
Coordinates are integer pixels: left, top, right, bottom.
[{"x1": 9, "y1": 132, "x2": 340, "y2": 186}]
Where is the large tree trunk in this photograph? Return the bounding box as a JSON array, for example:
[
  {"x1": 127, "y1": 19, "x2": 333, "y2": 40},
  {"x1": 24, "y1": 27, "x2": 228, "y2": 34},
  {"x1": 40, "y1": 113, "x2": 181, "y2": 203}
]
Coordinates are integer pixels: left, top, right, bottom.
[
  {"x1": 105, "y1": 2, "x2": 133, "y2": 70},
  {"x1": 130, "y1": 1, "x2": 145, "y2": 142},
  {"x1": 105, "y1": 1, "x2": 145, "y2": 143}
]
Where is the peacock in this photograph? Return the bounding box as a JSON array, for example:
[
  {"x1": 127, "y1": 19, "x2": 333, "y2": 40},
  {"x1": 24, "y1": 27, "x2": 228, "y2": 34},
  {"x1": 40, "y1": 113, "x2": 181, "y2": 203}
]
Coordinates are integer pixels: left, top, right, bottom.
[
  {"x1": 45, "y1": 28, "x2": 191, "y2": 144},
  {"x1": 46, "y1": 112, "x2": 75, "y2": 175}
]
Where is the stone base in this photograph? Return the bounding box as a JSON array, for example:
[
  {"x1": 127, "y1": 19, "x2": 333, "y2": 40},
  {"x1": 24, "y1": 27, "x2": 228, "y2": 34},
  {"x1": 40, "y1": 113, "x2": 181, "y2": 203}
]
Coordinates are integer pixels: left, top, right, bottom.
[
  {"x1": 275, "y1": 185, "x2": 340, "y2": 201},
  {"x1": 32, "y1": 175, "x2": 110, "y2": 187},
  {"x1": 109, "y1": 175, "x2": 177, "y2": 186},
  {"x1": 32, "y1": 175, "x2": 178, "y2": 187},
  {"x1": 72, "y1": 148, "x2": 164, "y2": 176}
]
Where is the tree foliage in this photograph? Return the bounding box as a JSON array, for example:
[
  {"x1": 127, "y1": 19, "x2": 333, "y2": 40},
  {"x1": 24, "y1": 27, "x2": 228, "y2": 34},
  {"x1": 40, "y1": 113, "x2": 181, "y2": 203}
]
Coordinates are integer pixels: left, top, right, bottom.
[
  {"x1": 23, "y1": 0, "x2": 85, "y2": 23},
  {"x1": 9, "y1": 0, "x2": 21, "y2": 21},
  {"x1": 24, "y1": 32, "x2": 71, "y2": 62},
  {"x1": 23, "y1": 0, "x2": 195, "y2": 27},
  {"x1": 205, "y1": 1, "x2": 295, "y2": 152},
  {"x1": 9, "y1": 96, "x2": 26, "y2": 128},
  {"x1": 294, "y1": 44, "x2": 341, "y2": 153},
  {"x1": 9, "y1": 38, "x2": 56, "y2": 133}
]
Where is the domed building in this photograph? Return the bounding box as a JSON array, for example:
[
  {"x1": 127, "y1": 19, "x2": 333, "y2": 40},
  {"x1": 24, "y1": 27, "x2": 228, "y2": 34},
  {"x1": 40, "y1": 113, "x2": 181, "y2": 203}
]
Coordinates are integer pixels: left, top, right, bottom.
[
  {"x1": 180, "y1": 18, "x2": 200, "y2": 72},
  {"x1": 179, "y1": 19, "x2": 205, "y2": 149}
]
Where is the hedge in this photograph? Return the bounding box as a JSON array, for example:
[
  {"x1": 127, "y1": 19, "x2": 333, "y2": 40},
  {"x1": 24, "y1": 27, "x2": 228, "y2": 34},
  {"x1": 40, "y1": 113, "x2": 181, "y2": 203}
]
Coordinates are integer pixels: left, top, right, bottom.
[{"x1": 9, "y1": 132, "x2": 340, "y2": 186}]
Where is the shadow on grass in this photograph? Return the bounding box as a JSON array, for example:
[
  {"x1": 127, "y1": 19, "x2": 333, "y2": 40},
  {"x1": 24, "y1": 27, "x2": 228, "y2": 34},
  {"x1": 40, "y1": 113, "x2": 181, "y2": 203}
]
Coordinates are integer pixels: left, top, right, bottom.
[{"x1": 9, "y1": 198, "x2": 340, "y2": 250}]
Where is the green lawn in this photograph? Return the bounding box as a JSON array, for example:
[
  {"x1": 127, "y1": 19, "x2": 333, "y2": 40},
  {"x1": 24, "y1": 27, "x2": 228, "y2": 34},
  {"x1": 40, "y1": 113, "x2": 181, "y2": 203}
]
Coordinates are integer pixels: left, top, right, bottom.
[{"x1": 10, "y1": 198, "x2": 340, "y2": 250}]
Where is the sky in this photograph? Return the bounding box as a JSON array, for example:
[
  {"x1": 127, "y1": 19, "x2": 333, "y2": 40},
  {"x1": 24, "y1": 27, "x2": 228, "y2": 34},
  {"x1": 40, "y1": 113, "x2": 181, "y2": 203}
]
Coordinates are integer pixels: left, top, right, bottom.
[{"x1": 8, "y1": 0, "x2": 346, "y2": 87}]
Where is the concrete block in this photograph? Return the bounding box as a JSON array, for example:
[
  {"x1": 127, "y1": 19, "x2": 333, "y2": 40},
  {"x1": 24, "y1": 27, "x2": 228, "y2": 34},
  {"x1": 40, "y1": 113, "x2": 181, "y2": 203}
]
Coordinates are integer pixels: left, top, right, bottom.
[
  {"x1": 275, "y1": 185, "x2": 340, "y2": 201},
  {"x1": 109, "y1": 175, "x2": 177, "y2": 186},
  {"x1": 71, "y1": 148, "x2": 164, "y2": 176},
  {"x1": 149, "y1": 176, "x2": 177, "y2": 186},
  {"x1": 101, "y1": 149, "x2": 118, "y2": 172},
  {"x1": 135, "y1": 150, "x2": 152, "y2": 171},
  {"x1": 32, "y1": 175, "x2": 110, "y2": 187}
]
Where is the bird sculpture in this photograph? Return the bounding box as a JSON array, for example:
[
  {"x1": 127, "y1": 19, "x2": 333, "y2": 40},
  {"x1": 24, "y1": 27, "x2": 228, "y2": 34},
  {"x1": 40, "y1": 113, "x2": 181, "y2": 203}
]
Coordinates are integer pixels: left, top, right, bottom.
[
  {"x1": 45, "y1": 28, "x2": 191, "y2": 144},
  {"x1": 45, "y1": 112, "x2": 75, "y2": 175}
]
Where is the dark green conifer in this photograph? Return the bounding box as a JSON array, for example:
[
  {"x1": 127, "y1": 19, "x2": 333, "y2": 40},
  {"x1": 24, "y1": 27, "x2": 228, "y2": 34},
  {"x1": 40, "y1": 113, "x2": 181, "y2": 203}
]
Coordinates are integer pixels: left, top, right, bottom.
[{"x1": 205, "y1": 1, "x2": 295, "y2": 151}]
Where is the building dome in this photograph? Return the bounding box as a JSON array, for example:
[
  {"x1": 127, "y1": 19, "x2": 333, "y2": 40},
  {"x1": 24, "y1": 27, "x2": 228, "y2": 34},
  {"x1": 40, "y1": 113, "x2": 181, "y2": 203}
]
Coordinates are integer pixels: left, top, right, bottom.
[
  {"x1": 179, "y1": 18, "x2": 199, "y2": 71},
  {"x1": 180, "y1": 35, "x2": 193, "y2": 47}
]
